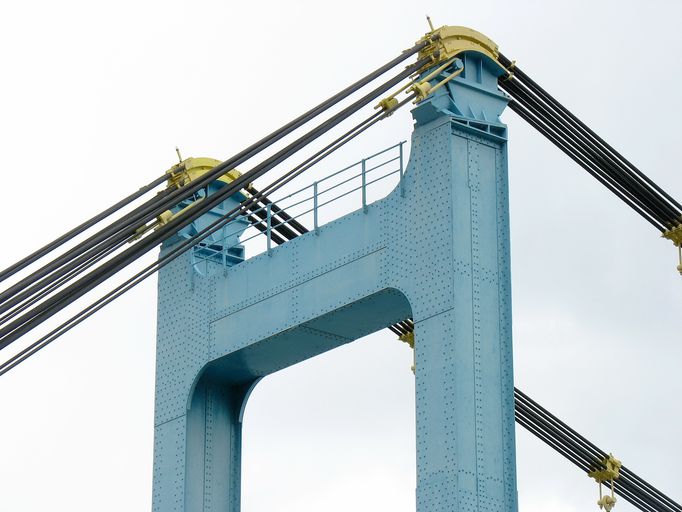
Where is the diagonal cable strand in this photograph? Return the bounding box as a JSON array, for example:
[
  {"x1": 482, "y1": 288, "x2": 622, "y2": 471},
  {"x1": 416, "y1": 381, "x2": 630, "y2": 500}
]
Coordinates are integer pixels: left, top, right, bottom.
[
  {"x1": 498, "y1": 52, "x2": 682, "y2": 217},
  {"x1": 388, "y1": 320, "x2": 679, "y2": 511},
  {"x1": 0, "y1": 41, "x2": 431, "y2": 312},
  {"x1": 500, "y1": 77, "x2": 679, "y2": 226},
  {"x1": 0, "y1": 58, "x2": 428, "y2": 350},
  {"x1": 0, "y1": 173, "x2": 169, "y2": 284},
  {"x1": 0, "y1": 94, "x2": 413, "y2": 373},
  {"x1": 507, "y1": 99, "x2": 666, "y2": 231}
]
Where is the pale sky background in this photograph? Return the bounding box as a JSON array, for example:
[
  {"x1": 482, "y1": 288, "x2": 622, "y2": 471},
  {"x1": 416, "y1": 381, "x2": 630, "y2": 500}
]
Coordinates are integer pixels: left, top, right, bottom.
[{"x1": 0, "y1": 1, "x2": 680, "y2": 511}]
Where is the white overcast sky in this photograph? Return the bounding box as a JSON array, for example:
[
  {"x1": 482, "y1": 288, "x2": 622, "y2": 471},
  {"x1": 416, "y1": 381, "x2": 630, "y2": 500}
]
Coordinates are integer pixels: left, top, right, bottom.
[{"x1": 0, "y1": 1, "x2": 680, "y2": 511}]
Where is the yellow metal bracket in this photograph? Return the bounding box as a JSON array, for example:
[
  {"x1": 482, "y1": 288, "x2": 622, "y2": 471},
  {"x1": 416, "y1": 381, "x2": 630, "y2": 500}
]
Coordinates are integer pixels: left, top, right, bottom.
[
  {"x1": 156, "y1": 198, "x2": 205, "y2": 228},
  {"x1": 166, "y1": 157, "x2": 241, "y2": 190},
  {"x1": 398, "y1": 331, "x2": 414, "y2": 348},
  {"x1": 662, "y1": 222, "x2": 682, "y2": 275},
  {"x1": 374, "y1": 96, "x2": 400, "y2": 115},
  {"x1": 131, "y1": 156, "x2": 243, "y2": 243},
  {"x1": 411, "y1": 61, "x2": 464, "y2": 102},
  {"x1": 376, "y1": 23, "x2": 504, "y2": 114},
  {"x1": 588, "y1": 454, "x2": 621, "y2": 511},
  {"x1": 415, "y1": 25, "x2": 505, "y2": 73},
  {"x1": 396, "y1": 330, "x2": 415, "y2": 373},
  {"x1": 499, "y1": 59, "x2": 517, "y2": 82}
]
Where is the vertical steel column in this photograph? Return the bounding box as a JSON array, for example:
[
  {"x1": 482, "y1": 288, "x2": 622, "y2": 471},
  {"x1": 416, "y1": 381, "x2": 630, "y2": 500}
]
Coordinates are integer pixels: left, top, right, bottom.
[{"x1": 407, "y1": 51, "x2": 516, "y2": 512}]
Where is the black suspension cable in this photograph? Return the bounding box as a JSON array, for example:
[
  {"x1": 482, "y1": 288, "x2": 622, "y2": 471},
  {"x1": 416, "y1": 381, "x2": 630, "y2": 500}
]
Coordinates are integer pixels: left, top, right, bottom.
[
  {"x1": 0, "y1": 40, "x2": 432, "y2": 314},
  {"x1": 0, "y1": 238, "x2": 128, "y2": 325},
  {"x1": 500, "y1": 78, "x2": 678, "y2": 226},
  {"x1": 242, "y1": 212, "x2": 287, "y2": 245},
  {"x1": 0, "y1": 53, "x2": 429, "y2": 347},
  {"x1": 497, "y1": 56, "x2": 681, "y2": 232},
  {"x1": 0, "y1": 64, "x2": 423, "y2": 348},
  {"x1": 0, "y1": 188, "x2": 176, "y2": 313},
  {"x1": 515, "y1": 388, "x2": 681, "y2": 512},
  {"x1": 242, "y1": 201, "x2": 300, "y2": 241},
  {"x1": 498, "y1": 53, "x2": 682, "y2": 217},
  {"x1": 0, "y1": 70, "x2": 421, "y2": 352},
  {"x1": 248, "y1": 186, "x2": 309, "y2": 235},
  {"x1": 388, "y1": 324, "x2": 404, "y2": 336},
  {"x1": 0, "y1": 93, "x2": 412, "y2": 376},
  {"x1": 389, "y1": 321, "x2": 679, "y2": 511},
  {"x1": 0, "y1": 173, "x2": 169, "y2": 284},
  {"x1": 507, "y1": 99, "x2": 667, "y2": 231},
  {"x1": 514, "y1": 412, "x2": 657, "y2": 512},
  {"x1": 515, "y1": 393, "x2": 677, "y2": 512}
]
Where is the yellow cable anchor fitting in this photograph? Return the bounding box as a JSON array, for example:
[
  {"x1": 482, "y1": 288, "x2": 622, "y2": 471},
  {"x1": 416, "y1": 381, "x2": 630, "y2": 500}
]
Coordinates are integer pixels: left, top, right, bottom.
[
  {"x1": 588, "y1": 454, "x2": 621, "y2": 512},
  {"x1": 396, "y1": 330, "x2": 415, "y2": 374},
  {"x1": 132, "y1": 156, "x2": 243, "y2": 243},
  {"x1": 374, "y1": 96, "x2": 399, "y2": 115},
  {"x1": 662, "y1": 222, "x2": 682, "y2": 275},
  {"x1": 414, "y1": 25, "x2": 503, "y2": 74},
  {"x1": 398, "y1": 331, "x2": 414, "y2": 348},
  {"x1": 375, "y1": 66, "x2": 434, "y2": 114},
  {"x1": 411, "y1": 58, "x2": 464, "y2": 102},
  {"x1": 500, "y1": 59, "x2": 517, "y2": 82}
]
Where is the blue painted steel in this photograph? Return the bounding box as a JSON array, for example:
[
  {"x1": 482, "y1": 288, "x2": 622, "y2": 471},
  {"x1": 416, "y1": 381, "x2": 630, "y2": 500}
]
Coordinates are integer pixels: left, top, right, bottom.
[
  {"x1": 169, "y1": 176, "x2": 251, "y2": 274},
  {"x1": 153, "y1": 52, "x2": 516, "y2": 511}
]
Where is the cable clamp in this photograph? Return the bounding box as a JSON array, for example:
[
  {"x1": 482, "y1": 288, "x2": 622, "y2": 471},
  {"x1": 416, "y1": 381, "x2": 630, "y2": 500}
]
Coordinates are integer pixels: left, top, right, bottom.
[
  {"x1": 374, "y1": 97, "x2": 400, "y2": 116},
  {"x1": 410, "y1": 57, "x2": 463, "y2": 103},
  {"x1": 166, "y1": 162, "x2": 191, "y2": 190},
  {"x1": 398, "y1": 331, "x2": 414, "y2": 348},
  {"x1": 661, "y1": 221, "x2": 682, "y2": 275},
  {"x1": 500, "y1": 60, "x2": 517, "y2": 82},
  {"x1": 394, "y1": 327, "x2": 415, "y2": 374},
  {"x1": 589, "y1": 454, "x2": 621, "y2": 511}
]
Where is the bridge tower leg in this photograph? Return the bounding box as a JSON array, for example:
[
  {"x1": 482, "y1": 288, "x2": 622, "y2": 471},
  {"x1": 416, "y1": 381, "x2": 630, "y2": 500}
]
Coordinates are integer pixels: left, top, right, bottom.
[
  {"x1": 409, "y1": 54, "x2": 516, "y2": 511},
  {"x1": 152, "y1": 50, "x2": 516, "y2": 512}
]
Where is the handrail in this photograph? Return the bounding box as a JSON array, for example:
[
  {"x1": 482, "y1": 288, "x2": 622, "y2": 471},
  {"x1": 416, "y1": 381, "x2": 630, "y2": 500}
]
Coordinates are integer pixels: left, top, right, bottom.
[{"x1": 192, "y1": 141, "x2": 407, "y2": 268}]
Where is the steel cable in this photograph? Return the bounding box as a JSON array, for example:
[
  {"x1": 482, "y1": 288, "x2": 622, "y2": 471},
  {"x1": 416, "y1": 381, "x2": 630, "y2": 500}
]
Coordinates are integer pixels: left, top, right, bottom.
[
  {"x1": 0, "y1": 91, "x2": 415, "y2": 371},
  {"x1": 497, "y1": 55, "x2": 681, "y2": 231},
  {"x1": 501, "y1": 79, "x2": 676, "y2": 226},
  {"x1": 507, "y1": 99, "x2": 666, "y2": 231},
  {"x1": 498, "y1": 53, "x2": 682, "y2": 217},
  {"x1": 500, "y1": 78, "x2": 678, "y2": 227},
  {"x1": 0, "y1": 40, "x2": 432, "y2": 315},
  {"x1": 390, "y1": 321, "x2": 679, "y2": 511},
  {"x1": 0, "y1": 173, "x2": 169, "y2": 284},
  {"x1": 0, "y1": 56, "x2": 429, "y2": 349}
]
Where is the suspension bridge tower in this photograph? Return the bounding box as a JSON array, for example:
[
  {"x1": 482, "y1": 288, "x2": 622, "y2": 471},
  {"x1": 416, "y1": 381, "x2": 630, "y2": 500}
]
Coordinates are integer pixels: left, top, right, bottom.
[{"x1": 152, "y1": 30, "x2": 517, "y2": 511}]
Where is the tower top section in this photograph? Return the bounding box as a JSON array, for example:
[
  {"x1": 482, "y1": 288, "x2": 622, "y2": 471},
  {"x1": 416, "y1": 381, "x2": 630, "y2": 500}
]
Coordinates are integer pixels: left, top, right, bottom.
[{"x1": 416, "y1": 25, "x2": 505, "y2": 72}]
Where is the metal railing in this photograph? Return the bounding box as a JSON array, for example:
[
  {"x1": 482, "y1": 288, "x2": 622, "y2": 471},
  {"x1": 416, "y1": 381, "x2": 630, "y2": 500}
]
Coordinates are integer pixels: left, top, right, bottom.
[{"x1": 191, "y1": 141, "x2": 406, "y2": 270}]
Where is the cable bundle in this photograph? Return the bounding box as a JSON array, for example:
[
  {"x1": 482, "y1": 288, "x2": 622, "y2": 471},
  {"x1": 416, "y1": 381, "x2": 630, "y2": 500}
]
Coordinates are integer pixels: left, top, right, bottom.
[
  {"x1": 515, "y1": 388, "x2": 680, "y2": 512},
  {"x1": 496, "y1": 54, "x2": 682, "y2": 234},
  {"x1": 391, "y1": 320, "x2": 679, "y2": 512},
  {"x1": 0, "y1": 32, "x2": 678, "y2": 510},
  {"x1": 0, "y1": 41, "x2": 432, "y2": 375}
]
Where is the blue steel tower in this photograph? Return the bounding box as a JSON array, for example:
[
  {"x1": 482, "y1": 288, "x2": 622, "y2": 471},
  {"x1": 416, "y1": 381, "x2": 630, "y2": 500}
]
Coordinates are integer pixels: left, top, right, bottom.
[{"x1": 153, "y1": 26, "x2": 517, "y2": 512}]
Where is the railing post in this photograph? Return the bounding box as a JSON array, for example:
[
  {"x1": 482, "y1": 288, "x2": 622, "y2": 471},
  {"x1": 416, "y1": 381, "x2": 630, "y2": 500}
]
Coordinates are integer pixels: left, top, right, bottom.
[
  {"x1": 313, "y1": 182, "x2": 319, "y2": 235},
  {"x1": 222, "y1": 235, "x2": 227, "y2": 272},
  {"x1": 399, "y1": 142, "x2": 405, "y2": 198},
  {"x1": 266, "y1": 203, "x2": 272, "y2": 256},
  {"x1": 361, "y1": 158, "x2": 367, "y2": 213}
]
